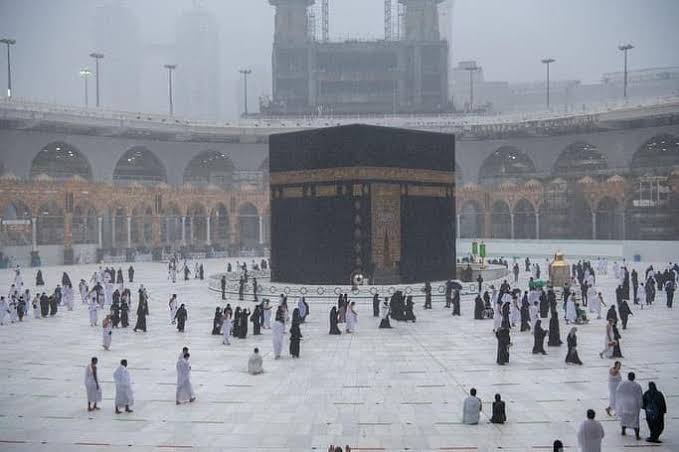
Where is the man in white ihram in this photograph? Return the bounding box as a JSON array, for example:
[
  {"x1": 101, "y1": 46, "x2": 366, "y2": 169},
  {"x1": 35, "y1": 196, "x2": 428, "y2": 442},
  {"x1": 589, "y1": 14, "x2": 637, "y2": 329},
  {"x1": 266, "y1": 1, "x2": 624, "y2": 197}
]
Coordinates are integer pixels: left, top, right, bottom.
[
  {"x1": 176, "y1": 352, "x2": 196, "y2": 405},
  {"x1": 616, "y1": 371, "x2": 643, "y2": 440},
  {"x1": 577, "y1": 409, "x2": 604, "y2": 452},
  {"x1": 462, "y1": 388, "x2": 482, "y2": 425},
  {"x1": 113, "y1": 359, "x2": 134, "y2": 414}
]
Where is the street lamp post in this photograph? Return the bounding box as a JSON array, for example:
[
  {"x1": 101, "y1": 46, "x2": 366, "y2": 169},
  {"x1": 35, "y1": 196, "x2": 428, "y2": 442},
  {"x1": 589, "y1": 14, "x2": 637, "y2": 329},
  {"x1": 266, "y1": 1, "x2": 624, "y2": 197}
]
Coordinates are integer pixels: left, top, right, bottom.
[
  {"x1": 541, "y1": 58, "x2": 555, "y2": 110},
  {"x1": 164, "y1": 64, "x2": 177, "y2": 116},
  {"x1": 463, "y1": 64, "x2": 479, "y2": 113},
  {"x1": 0, "y1": 38, "x2": 16, "y2": 98},
  {"x1": 618, "y1": 44, "x2": 634, "y2": 100},
  {"x1": 89, "y1": 52, "x2": 104, "y2": 107},
  {"x1": 79, "y1": 68, "x2": 91, "y2": 107},
  {"x1": 238, "y1": 69, "x2": 252, "y2": 116}
]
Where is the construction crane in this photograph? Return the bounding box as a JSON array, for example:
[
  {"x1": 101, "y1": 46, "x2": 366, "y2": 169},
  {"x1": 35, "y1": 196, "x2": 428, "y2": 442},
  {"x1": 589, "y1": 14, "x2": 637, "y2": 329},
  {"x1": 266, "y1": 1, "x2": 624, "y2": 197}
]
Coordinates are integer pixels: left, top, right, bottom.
[
  {"x1": 384, "y1": 0, "x2": 392, "y2": 40},
  {"x1": 322, "y1": 0, "x2": 329, "y2": 42}
]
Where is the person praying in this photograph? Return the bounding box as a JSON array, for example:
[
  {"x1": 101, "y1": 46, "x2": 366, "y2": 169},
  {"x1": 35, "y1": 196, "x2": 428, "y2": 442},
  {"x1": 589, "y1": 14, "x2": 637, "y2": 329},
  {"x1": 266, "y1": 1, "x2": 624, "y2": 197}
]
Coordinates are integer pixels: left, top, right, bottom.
[
  {"x1": 462, "y1": 388, "x2": 482, "y2": 424},
  {"x1": 490, "y1": 394, "x2": 506, "y2": 424},
  {"x1": 248, "y1": 348, "x2": 264, "y2": 374}
]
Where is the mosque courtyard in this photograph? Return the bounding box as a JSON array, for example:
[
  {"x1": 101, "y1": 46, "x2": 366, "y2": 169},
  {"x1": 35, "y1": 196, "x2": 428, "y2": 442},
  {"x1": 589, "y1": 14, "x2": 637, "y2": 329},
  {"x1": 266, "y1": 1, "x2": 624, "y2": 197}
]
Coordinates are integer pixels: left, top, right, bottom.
[{"x1": 0, "y1": 257, "x2": 677, "y2": 452}]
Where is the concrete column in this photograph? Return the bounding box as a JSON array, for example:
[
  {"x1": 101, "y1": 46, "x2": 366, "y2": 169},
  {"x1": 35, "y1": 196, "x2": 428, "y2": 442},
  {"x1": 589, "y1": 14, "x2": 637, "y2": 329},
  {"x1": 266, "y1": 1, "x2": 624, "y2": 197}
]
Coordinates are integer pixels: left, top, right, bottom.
[
  {"x1": 97, "y1": 217, "x2": 103, "y2": 248},
  {"x1": 63, "y1": 213, "x2": 73, "y2": 247},
  {"x1": 181, "y1": 216, "x2": 186, "y2": 245},
  {"x1": 483, "y1": 212, "x2": 491, "y2": 238},
  {"x1": 535, "y1": 212, "x2": 540, "y2": 240},
  {"x1": 621, "y1": 210, "x2": 626, "y2": 240},
  {"x1": 126, "y1": 216, "x2": 132, "y2": 248},
  {"x1": 152, "y1": 216, "x2": 161, "y2": 246},
  {"x1": 189, "y1": 217, "x2": 194, "y2": 243},
  {"x1": 510, "y1": 213, "x2": 515, "y2": 239},
  {"x1": 592, "y1": 212, "x2": 597, "y2": 240},
  {"x1": 206, "y1": 216, "x2": 211, "y2": 245},
  {"x1": 31, "y1": 217, "x2": 37, "y2": 251},
  {"x1": 111, "y1": 216, "x2": 116, "y2": 247},
  {"x1": 456, "y1": 214, "x2": 461, "y2": 239},
  {"x1": 258, "y1": 215, "x2": 264, "y2": 245}
]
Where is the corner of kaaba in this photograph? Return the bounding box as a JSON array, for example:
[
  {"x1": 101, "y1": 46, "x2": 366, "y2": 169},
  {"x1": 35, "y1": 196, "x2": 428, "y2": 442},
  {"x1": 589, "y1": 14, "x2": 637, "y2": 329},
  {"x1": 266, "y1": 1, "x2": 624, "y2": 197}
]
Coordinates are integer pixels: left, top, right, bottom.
[{"x1": 269, "y1": 124, "x2": 456, "y2": 285}]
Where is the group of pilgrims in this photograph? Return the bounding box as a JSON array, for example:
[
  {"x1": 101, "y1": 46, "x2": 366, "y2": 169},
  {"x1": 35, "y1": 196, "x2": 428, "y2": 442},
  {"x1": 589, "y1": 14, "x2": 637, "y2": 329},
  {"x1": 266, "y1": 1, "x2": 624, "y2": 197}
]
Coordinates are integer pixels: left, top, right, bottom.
[
  {"x1": 167, "y1": 255, "x2": 205, "y2": 283},
  {"x1": 2, "y1": 255, "x2": 676, "y2": 448}
]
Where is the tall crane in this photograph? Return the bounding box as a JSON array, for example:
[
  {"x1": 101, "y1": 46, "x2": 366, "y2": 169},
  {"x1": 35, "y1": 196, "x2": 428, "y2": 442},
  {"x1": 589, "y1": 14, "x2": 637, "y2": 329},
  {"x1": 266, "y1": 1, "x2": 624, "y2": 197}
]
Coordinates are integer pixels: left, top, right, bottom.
[
  {"x1": 384, "y1": 0, "x2": 392, "y2": 40},
  {"x1": 322, "y1": 0, "x2": 329, "y2": 42}
]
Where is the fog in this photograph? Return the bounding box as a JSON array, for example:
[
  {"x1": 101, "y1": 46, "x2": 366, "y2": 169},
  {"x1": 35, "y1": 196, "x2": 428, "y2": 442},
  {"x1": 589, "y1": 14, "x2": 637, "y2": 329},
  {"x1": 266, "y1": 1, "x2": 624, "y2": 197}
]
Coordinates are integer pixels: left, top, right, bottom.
[{"x1": 0, "y1": 0, "x2": 677, "y2": 119}]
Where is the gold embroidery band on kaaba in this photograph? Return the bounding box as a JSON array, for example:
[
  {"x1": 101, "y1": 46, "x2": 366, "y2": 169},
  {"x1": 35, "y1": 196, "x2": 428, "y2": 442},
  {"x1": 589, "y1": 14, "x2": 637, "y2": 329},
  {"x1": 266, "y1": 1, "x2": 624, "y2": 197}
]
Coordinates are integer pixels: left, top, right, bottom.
[{"x1": 270, "y1": 167, "x2": 455, "y2": 186}]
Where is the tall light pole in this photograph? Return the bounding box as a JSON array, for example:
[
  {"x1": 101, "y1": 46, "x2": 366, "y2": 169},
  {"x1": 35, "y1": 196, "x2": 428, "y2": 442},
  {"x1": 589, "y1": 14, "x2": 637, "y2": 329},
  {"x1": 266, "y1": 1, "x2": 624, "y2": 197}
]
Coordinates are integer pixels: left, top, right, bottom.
[
  {"x1": 541, "y1": 58, "x2": 555, "y2": 109},
  {"x1": 79, "y1": 68, "x2": 91, "y2": 107},
  {"x1": 463, "y1": 63, "x2": 479, "y2": 113},
  {"x1": 164, "y1": 64, "x2": 177, "y2": 116},
  {"x1": 618, "y1": 44, "x2": 634, "y2": 100},
  {"x1": 0, "y1": 38, "x2": 16, "y2": 98},
  {"x1": 238, "y1": 68, "x2": 252, "y2": 116},
  {"x1": 89, "y1": 52, "x2": 104, "y2": 107}
]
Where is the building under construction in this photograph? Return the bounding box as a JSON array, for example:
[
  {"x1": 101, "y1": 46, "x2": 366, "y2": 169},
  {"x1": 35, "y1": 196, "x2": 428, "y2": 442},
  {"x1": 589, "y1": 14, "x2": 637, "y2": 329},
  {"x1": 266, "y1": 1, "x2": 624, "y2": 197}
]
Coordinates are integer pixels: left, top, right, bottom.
[{"x1": 266, "y1": 0, "x2": 450, "y2": 115}]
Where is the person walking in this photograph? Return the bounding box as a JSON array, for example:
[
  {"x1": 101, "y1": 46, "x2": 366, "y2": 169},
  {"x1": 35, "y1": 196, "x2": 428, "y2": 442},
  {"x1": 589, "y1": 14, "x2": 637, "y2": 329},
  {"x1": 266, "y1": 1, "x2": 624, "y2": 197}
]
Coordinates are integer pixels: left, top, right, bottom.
[
  {"x1": 642, "y1": 382, "x2": 667, "y2": 443},
  {"x1": 576, "y1": 409, "x2": 605, "y2": 452}
]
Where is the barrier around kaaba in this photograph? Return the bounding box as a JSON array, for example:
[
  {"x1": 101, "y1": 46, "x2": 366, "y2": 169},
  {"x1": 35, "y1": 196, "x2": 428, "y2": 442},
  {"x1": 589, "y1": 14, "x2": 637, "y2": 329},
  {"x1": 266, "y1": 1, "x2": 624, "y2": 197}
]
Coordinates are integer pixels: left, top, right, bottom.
[{"x1": 269, "y1": 124, "x2": 456, "y2": 285}]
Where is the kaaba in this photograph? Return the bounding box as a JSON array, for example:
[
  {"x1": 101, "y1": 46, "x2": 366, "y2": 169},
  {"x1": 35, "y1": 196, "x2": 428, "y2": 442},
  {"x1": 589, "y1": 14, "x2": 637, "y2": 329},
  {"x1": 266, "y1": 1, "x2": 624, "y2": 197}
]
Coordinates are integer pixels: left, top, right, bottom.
[{"x1": 269, "y1": 124, "x2": 456, "y2": 285}]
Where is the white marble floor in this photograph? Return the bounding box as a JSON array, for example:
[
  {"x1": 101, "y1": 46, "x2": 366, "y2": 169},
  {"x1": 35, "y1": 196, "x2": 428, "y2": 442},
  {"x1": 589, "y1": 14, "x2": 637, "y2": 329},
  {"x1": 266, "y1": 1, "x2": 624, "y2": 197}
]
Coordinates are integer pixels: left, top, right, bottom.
[{"x1": 0, "y1": 258, "x2": 677, "y2": 452}]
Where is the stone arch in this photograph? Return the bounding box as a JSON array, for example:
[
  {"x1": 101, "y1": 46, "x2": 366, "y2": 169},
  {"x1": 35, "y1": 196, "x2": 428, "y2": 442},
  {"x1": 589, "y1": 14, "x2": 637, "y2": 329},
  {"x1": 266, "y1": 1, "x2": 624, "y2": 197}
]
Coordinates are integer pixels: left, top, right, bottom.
[
  {"x1": 113, "y1": 146, "x2": 167, "y2": 185},
  {"x1": 186, "y1": 202, "x2": 208, "y2": 244},
  {"x1": 479, "y1": 146, "x2": 536, "y2": 186},
  {"x1": 238, "y1": 202, "x2": 260, "y2": 249},
  {"x1": 130, "y1": 204, "x2": 153, "y2": 246},
  {"x1": 73, "y1": 202, "x2": 98, "y2": 244},
  {"x1": 30, "y1": 141, "x2": 93, "y2": 180},
  {"x1": 459, "y1": 200, "x2": 482, "y2": 238},
  {"x1": 211, "y1": 202, "x2": 230, "y2": 245},
  {"x1": 490, "y1": 200, "x2": 511, "y2": 238},
  {"x1": 553, "y1": 141, "x2": 608, "y2": 179},
  {"x1": 595, "y1": 197, "x2": 623, "y2": 240},
  {"x1": 36, "y1": 201, "x2": 64, "y2": 245},
  {"x1": 631, "y1": 134, "x2": 679, "y2": 176},
  {"x1": 162, "y1": 203, "x2": 182, "y2": 244},
  {"x1": 111, "y1": 206, "x2": 128, "y2": 246},
  {"x1": 570, "y1": 193, "x2": 593, "y2": 240},
  {"x1": 183, "y1": 150, "x2": 235, "y2": 188},
  {"x1": 539, "y1": 179, "x2": 569, "y2": 239},
  {"x1": 513, "y1": 198, "x2": 536, "y2": 239}
]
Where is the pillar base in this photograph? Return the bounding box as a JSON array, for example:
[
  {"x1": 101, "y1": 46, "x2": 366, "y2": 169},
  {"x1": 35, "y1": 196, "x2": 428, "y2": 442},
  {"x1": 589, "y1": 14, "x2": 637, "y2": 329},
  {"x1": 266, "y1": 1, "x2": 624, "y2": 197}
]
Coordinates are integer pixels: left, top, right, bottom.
[
  {"x1": 152, "y1": 247, "x2": 163, "y2": 261},
  {"x1": 30, "y1": 250, "x2": 41, "y2": 267},
  {"x1": 63, "y1": 247, "x2": 74, "y2": 265},
  {"x1": 125, "y1": 248, "x2": 136, "y2": 262}
]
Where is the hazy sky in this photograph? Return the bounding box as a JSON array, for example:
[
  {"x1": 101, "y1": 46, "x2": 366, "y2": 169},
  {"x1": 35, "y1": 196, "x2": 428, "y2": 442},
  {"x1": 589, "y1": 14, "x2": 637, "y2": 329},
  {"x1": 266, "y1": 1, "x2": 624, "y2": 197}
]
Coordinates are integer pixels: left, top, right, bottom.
[{"x1": 0, "y1": 0, "x2": 677, "y2": 119}]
